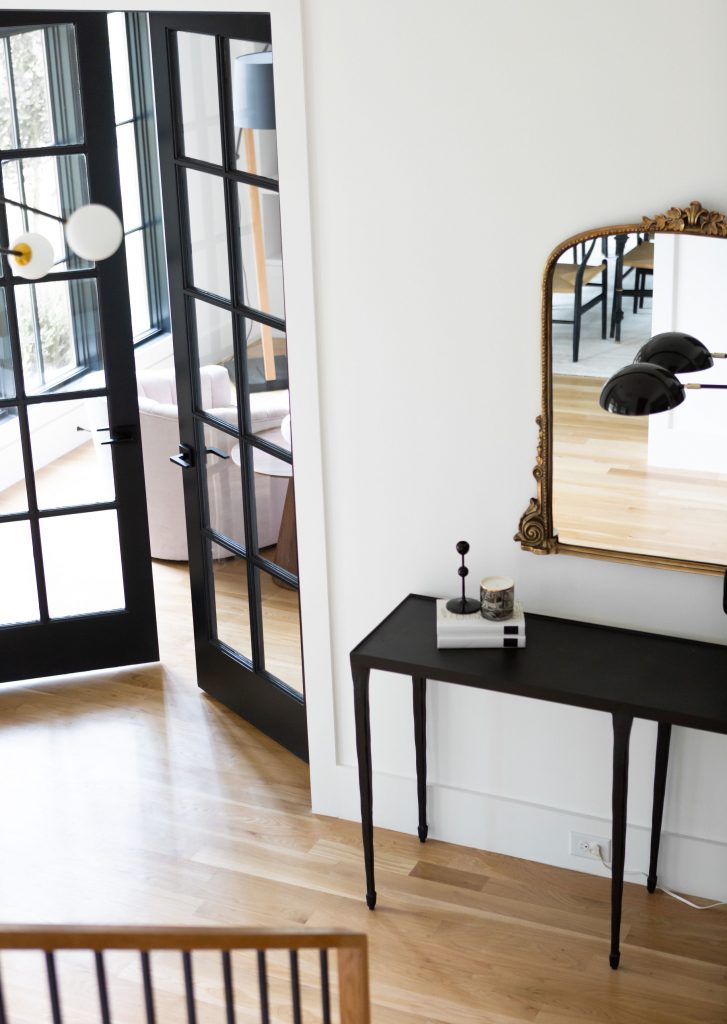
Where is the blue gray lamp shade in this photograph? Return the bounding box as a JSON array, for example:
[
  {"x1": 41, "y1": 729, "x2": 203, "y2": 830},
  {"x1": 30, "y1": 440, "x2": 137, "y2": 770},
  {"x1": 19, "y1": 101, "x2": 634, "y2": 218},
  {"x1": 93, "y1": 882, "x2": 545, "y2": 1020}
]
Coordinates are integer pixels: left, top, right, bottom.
[{"x1": 233, "y1": 51, "x2": 276, "y2": 130}]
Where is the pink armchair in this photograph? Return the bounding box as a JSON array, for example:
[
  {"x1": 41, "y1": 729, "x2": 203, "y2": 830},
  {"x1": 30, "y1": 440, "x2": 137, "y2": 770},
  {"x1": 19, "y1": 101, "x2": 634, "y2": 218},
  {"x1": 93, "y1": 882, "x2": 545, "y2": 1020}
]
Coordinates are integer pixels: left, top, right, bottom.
[{"x1": 136, "y1": 365, "x2": 289, "y2": 560}]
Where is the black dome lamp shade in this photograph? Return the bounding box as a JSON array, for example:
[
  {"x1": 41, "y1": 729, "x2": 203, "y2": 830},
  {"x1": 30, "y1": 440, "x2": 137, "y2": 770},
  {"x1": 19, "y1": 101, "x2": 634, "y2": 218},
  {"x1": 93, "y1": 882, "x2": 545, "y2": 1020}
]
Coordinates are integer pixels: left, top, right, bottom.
[
  {"x1": 599, "y1": 362, "x2": 686, "y2": 415},
  {"x1": 635, "y1": 332, "x2": 716, "y2": 374}
]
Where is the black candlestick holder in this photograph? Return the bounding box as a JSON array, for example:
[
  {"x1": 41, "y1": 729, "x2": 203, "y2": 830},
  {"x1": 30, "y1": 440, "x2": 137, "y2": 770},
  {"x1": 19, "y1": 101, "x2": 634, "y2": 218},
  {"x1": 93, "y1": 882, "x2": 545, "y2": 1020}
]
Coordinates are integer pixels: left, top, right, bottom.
[{"x1": 446, "y1": 540, "x2": 480, "y2": 614}]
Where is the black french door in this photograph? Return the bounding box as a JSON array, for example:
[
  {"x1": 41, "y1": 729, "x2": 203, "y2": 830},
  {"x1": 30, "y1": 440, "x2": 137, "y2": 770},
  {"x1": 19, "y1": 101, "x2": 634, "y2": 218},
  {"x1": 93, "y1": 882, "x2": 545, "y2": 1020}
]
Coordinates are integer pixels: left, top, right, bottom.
[
  {"x1": 0, "y1": 12, "x2": 157, "y2": 681},
  {"x1": 150, "y1": 13, "x2": 307, "y2": 759}
]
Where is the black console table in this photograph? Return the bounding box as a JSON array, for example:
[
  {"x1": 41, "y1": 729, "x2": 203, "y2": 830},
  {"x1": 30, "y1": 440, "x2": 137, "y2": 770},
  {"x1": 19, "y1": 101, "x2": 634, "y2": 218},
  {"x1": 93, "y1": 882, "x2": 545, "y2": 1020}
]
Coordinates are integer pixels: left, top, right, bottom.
[{"x1": 350, "y1": 594, "x2": 727, "y2": 969}]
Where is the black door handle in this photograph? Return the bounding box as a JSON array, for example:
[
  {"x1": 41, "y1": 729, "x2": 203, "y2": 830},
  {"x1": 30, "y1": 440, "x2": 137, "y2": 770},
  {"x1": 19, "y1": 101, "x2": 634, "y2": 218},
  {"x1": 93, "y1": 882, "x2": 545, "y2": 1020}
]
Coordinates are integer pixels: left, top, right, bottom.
[
  {"x1": 101, "y1": 425, "x2": 136, "y2": 446},
  {"x1": 205, "y1": 446, "x2": 230, "y2": 460},
  {"x1": 170, "y1": 442, "x2": 195, "y2": 469}
]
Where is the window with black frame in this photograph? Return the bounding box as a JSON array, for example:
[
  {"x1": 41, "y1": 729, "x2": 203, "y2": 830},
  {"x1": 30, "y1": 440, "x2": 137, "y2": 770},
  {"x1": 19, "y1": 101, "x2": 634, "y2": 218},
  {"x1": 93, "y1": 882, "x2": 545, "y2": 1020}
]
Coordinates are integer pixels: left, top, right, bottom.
[
  {"x1": 0, "y1": 25, "x2": 100, "y2": 402},
  {"x1": 108, "y1": 12, "x2": 168, "y2": 344},
  {"x1": 0, "y1": 14, "x2": 168, "y2": 420}
]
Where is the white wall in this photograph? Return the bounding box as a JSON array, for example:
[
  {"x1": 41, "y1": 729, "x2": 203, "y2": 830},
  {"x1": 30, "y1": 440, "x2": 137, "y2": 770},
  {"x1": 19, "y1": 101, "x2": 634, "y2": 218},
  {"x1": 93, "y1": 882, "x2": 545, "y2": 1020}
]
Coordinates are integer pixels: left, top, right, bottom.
[
  {"x1": 300, "y1": 0, "x2": 727, "y2": 898},
  {"x1": 649, "y1": 235, "x2": 727, "y2": 473},
  {"x1": 15, "y1": 0, "x2": 727, "y2": 901}
]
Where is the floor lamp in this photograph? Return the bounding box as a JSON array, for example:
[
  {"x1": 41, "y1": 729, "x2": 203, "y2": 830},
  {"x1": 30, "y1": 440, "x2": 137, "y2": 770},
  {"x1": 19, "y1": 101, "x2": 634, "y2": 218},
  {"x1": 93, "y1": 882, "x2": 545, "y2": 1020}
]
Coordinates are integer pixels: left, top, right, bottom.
[
  {"x1": 233, "y1": 50, "x2": 277, "y2": 382},
  {"x1": 600, "y1": 330, "x2": 727, "y2": 609}
]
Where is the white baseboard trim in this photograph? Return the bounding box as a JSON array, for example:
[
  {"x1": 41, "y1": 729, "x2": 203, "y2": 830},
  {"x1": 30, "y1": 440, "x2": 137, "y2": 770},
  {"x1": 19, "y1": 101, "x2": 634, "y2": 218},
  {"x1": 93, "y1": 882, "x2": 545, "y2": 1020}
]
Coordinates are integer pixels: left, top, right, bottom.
[{"x1": 316, "y1": 764, "x2": 727, "y2": 903}]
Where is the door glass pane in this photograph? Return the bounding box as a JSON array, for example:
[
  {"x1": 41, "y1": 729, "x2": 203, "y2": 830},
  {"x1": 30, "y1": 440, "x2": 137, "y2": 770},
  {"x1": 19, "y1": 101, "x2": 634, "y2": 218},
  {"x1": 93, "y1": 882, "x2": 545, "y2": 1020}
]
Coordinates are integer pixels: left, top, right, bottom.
[
  {"x1": 0, "y1": 407, "x2": 28, "y2": 515},
  {"x1": 0, "y1": 44, "x2": 12, "y2": 151},
  {"x1": 29, "y1": 396, "x2": 115, "y2": 511},
  {"x1": 115, "y1": 122, "x2": 142, "y2": 228},
  {"x1": 229, "y1": 40, "x2": 277, "y2": 180},
  {"x1": 41, "y1": 509, "x2": 125, "y2": 618},
  {"x1": 107, "y1": 12, "x2": 133, "y2": 123},
  {"x1": 260, "y1": 569, "x2": 303, "y2": 694},
  {"x1": 249, "y1": 387, "x2": 290, "y2": 445},
  {"x1": 211, "y1": 540, "x2": 252, "y2": 661},
  {"x1": 203, "y1": 423, "x2": 245, "y2": 548},
  {"x1": 0, "y1": 520, "x2": 39, "y2": 625},
  {"x1": 237, "y1": 183, "x2": 284, "y2": 319},
  {"x1": 192, "y1": 300, "x2": 237, "y2": 422},
  {"x1": 185, "y1": 169, "x2": 229, "y2": 299},
  {"x1": 9, "y1": 25, "x2": 83, "y2": 148},
  {"x1": 3, "y1": 155, "x2": 91, "y2": 271},
  {"x1": 16, "y1": 278, "x2": 104, "y2": 396},
  {"x1": 0, "y1": 292, "x2": 14, "y2": 400},
  {"x1": 244, "y1": 319, "x2": 288, "y2": 389},
  {"x1": 253, "y1": 447, "x2": 295, "y2": 570},
  {"x1": 177, "y1": 33, "x2": 222, "y2": 165},
  {"x1": 125, "y1": 231, "x2": 151, "y2": 338}
]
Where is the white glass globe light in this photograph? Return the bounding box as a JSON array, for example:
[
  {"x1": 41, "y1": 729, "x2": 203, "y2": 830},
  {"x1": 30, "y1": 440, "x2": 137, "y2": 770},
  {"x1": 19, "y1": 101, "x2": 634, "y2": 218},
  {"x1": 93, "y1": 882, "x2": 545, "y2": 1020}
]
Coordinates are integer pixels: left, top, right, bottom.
[
  {"x1": 10, "y1": 233, "x2": 55, "y2": 280},
  {"x1": 65, "y1": 204, "x2": 123, "y2": 261}
]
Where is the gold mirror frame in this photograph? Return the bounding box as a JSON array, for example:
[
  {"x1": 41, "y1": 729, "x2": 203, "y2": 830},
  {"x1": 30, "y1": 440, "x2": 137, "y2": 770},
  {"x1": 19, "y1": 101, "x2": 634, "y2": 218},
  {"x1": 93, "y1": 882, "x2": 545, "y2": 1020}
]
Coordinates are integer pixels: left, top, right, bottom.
[{"x1": 515, "y1": 201, "x2": 727, "y2": 576}]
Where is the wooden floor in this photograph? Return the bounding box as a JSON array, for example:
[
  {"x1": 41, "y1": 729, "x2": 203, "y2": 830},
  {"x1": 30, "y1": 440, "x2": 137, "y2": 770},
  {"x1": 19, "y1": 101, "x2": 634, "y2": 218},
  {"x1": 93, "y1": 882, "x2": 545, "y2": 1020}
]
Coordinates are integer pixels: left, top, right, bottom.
[
  {"x1": 553, "y1": 374, "x2": 727, "y2": 562},
  {"x1": 0, "y1": 563, "x2": 726, "y2": 1022}
]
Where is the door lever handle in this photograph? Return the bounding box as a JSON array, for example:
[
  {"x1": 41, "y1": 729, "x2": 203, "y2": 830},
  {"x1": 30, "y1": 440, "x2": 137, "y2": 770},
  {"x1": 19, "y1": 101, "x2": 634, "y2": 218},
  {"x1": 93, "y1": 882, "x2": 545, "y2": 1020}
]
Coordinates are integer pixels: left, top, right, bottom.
[
  {"x1": 170, "y1": 442, "x2": 195, "y2": 469},
  {"x1": 101, "y1": 426, "x2": 136, "y2": 446},
  {"x1": 205, "y1": 446, "x2": 230, "y2": 460}
]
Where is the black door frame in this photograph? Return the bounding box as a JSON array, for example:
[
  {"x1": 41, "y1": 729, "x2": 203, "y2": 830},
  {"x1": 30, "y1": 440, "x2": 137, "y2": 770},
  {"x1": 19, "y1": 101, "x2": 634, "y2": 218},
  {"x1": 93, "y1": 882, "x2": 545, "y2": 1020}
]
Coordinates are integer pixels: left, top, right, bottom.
[
  {"x1": 150, "y1": 12, "x2": 307, "y2": 760},
  {"x1": 0, "y1": 11, "x2": 158, "y2": 681}
]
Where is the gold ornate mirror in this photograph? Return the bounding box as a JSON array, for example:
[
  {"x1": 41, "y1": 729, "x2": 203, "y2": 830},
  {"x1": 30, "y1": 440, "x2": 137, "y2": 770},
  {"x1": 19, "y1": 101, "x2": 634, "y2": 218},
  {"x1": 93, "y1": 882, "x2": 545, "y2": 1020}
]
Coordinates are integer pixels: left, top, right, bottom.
[{"x1": 516, "y1": 201, "x2": 727, "y2": 575}]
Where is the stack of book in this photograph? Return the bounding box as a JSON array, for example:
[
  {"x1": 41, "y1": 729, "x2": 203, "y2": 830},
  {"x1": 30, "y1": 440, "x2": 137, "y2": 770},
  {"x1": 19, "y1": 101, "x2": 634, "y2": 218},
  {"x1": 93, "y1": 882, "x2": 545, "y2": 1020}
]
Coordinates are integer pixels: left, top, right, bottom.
[{"x1": 436, "y1": 600, "x2": 526, "y2": 649}]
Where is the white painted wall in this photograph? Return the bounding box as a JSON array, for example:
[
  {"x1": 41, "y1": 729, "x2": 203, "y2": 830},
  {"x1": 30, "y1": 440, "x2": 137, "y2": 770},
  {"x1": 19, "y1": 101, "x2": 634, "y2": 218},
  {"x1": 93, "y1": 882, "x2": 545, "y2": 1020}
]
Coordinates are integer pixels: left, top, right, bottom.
[
  {"x1": 15, "y1": 0, "x2": 727, "y2": 901},
  {"x1": 649, "y1": 235, "x2": 727, "y2": 473},
  {"x1": 299, "y1": 0, "x2": 727, "y2": 899}
]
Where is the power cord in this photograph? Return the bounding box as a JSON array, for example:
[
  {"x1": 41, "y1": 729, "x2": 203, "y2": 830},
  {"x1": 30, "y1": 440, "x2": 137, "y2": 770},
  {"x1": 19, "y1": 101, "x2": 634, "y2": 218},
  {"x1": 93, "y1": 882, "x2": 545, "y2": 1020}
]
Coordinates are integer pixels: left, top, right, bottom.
[{"x1": 594, "y1": 844, "x2": 727, "y2": 911}]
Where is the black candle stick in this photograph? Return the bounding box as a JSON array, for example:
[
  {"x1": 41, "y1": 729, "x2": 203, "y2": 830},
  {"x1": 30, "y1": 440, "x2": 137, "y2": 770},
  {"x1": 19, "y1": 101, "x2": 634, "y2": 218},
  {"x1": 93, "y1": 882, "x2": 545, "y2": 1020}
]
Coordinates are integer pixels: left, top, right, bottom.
[{"x1": 446, "y1": 540, "x2": 480, "y2": 614}]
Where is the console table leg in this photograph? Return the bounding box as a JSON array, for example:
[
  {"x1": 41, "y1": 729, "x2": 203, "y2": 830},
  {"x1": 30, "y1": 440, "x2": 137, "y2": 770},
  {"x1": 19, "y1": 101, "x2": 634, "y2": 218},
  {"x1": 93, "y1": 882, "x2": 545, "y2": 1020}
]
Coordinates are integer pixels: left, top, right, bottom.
[
  {"x1": 647, "y1": 722, "x2": 672, "y2": 894},
  {"x1": 610, "y1": 712, "x2": 633, "y2": 969},
  {"x1": 353, "y1": 666, "x2": 376, "y2": 909},
  {"x1": 413, "y1": 677, "x2": 428, "y2": 842}
]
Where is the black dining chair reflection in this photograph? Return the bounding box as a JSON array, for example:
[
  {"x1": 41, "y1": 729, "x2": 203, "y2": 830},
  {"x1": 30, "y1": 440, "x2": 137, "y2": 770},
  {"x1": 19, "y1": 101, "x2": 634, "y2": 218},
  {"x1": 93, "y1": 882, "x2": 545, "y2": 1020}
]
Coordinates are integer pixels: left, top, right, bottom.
[{"x1": 552, "y1": 237, "x2": 608, "y2": 362}]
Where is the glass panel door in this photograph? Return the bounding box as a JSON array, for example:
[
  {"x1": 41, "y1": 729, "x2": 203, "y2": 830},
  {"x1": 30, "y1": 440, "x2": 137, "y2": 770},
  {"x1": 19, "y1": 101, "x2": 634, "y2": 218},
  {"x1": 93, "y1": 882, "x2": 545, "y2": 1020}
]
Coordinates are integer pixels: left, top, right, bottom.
[
  {"x1": 150, "y1": 13, "x2": 306, "y2": 759},
  {"x1": 0, "y1": 13, "x2": 157, "y2": 682}
]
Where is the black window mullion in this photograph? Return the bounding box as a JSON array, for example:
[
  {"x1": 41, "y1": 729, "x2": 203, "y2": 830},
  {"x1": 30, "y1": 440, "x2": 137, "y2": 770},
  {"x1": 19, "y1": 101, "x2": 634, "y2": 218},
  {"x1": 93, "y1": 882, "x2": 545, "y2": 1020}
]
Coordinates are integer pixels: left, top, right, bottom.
[
  {"x1": 181, "y1": 285, "x2": 285, "y2": 334},
  {"x1": 174, "y1": 153, "x2": 279, "y2": 193},
  {"x1": 0, "y1": 173, "x2": 50, "y2": 622}
]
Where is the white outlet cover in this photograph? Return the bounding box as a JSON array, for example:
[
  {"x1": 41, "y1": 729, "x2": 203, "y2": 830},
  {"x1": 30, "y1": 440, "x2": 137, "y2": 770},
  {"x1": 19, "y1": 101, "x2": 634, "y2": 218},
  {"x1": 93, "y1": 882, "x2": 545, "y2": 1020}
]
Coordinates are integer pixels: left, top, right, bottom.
[{"x1": 569, "y1": 830, "x2": 612, "y2": 862}]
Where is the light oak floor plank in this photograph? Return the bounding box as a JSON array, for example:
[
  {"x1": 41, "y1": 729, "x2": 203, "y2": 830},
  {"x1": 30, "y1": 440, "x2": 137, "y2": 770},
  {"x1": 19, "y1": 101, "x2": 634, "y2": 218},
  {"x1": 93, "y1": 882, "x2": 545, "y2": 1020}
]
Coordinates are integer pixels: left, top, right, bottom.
[{"x1": 0, "y1": 564, "x2": 724, "y2": 1021}]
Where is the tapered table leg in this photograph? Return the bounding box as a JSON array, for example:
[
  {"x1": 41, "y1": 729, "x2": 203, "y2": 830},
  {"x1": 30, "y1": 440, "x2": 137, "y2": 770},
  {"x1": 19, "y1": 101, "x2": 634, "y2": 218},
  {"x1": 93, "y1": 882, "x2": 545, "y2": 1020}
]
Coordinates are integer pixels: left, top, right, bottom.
[
  {"x1": 610, "y1": 712, "x2": 633, "y2": 969},
  {"x1": 352, "y1": 665, "x2": 376, "y2": 909},
  {"x1": 413, "y1": 677, "x2": 428, "y2": 842},
  {"x1": 647, "y1": 722, "x2": 672, "y2": 894}
]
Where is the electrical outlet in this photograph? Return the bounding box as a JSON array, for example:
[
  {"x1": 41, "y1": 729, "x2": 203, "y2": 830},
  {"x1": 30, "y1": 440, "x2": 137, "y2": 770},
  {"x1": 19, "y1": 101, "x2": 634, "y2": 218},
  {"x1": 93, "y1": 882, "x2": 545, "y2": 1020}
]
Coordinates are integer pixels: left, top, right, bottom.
[{"x1": 569, "y1": 831, "x2": 611, "y2": 862}]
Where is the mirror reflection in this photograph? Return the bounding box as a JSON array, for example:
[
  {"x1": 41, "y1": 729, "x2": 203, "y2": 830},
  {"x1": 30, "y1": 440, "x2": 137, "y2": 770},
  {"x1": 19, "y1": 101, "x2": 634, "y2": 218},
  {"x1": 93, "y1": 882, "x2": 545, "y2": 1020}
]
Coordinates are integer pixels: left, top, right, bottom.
[{"x1": 551, "y1": 230, "x2": 727, "y2": 565}]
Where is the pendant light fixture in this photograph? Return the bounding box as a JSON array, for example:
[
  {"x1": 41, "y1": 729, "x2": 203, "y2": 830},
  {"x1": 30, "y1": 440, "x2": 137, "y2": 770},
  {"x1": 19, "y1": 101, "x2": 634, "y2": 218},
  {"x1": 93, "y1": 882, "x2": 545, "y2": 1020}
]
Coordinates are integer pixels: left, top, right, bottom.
[{"x1": 0, "y1": 192, "x2": 124, "y2": 280}]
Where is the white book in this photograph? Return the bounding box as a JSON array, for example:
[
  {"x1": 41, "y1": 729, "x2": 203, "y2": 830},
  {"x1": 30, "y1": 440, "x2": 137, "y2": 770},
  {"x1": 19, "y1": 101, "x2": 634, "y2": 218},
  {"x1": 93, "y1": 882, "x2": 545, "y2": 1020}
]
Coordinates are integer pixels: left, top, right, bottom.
[
  {"x1": 437, "y1": 599, "x2": 526, "y2": 636},
  {"x1": 437, "y1": 634, "x2": 526, "y2": 649}
]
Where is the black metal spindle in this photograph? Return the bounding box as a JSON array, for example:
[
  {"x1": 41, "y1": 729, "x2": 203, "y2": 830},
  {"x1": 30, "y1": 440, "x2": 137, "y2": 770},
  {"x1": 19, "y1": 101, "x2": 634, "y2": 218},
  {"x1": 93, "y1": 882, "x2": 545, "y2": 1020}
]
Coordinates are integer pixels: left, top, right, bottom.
[
  {"x1": 140, "y1": 951, "x2": 157, "y2": 1024},
  {"x1": 256, "y1": 950, "x2": 270, "y2": 1024},
  {"x1": 95, "y1": 951, "x2": 112, "y2": 1024},
  {"x1": 289, "y1": 950, "x2": 302, "y2": 1024},
  {"x1": 221, "y1": 951, "x2": 236, "y2": 1024},
  {"x1": 182, "y1": 951, "x2": 197, "y2": 1024},
  {"x1": 319, "y1": 949, "x2": 331, "y2": 1024},
  {"x1": 45, "y1": 951, "x2": 63, "y2": 1024}
]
